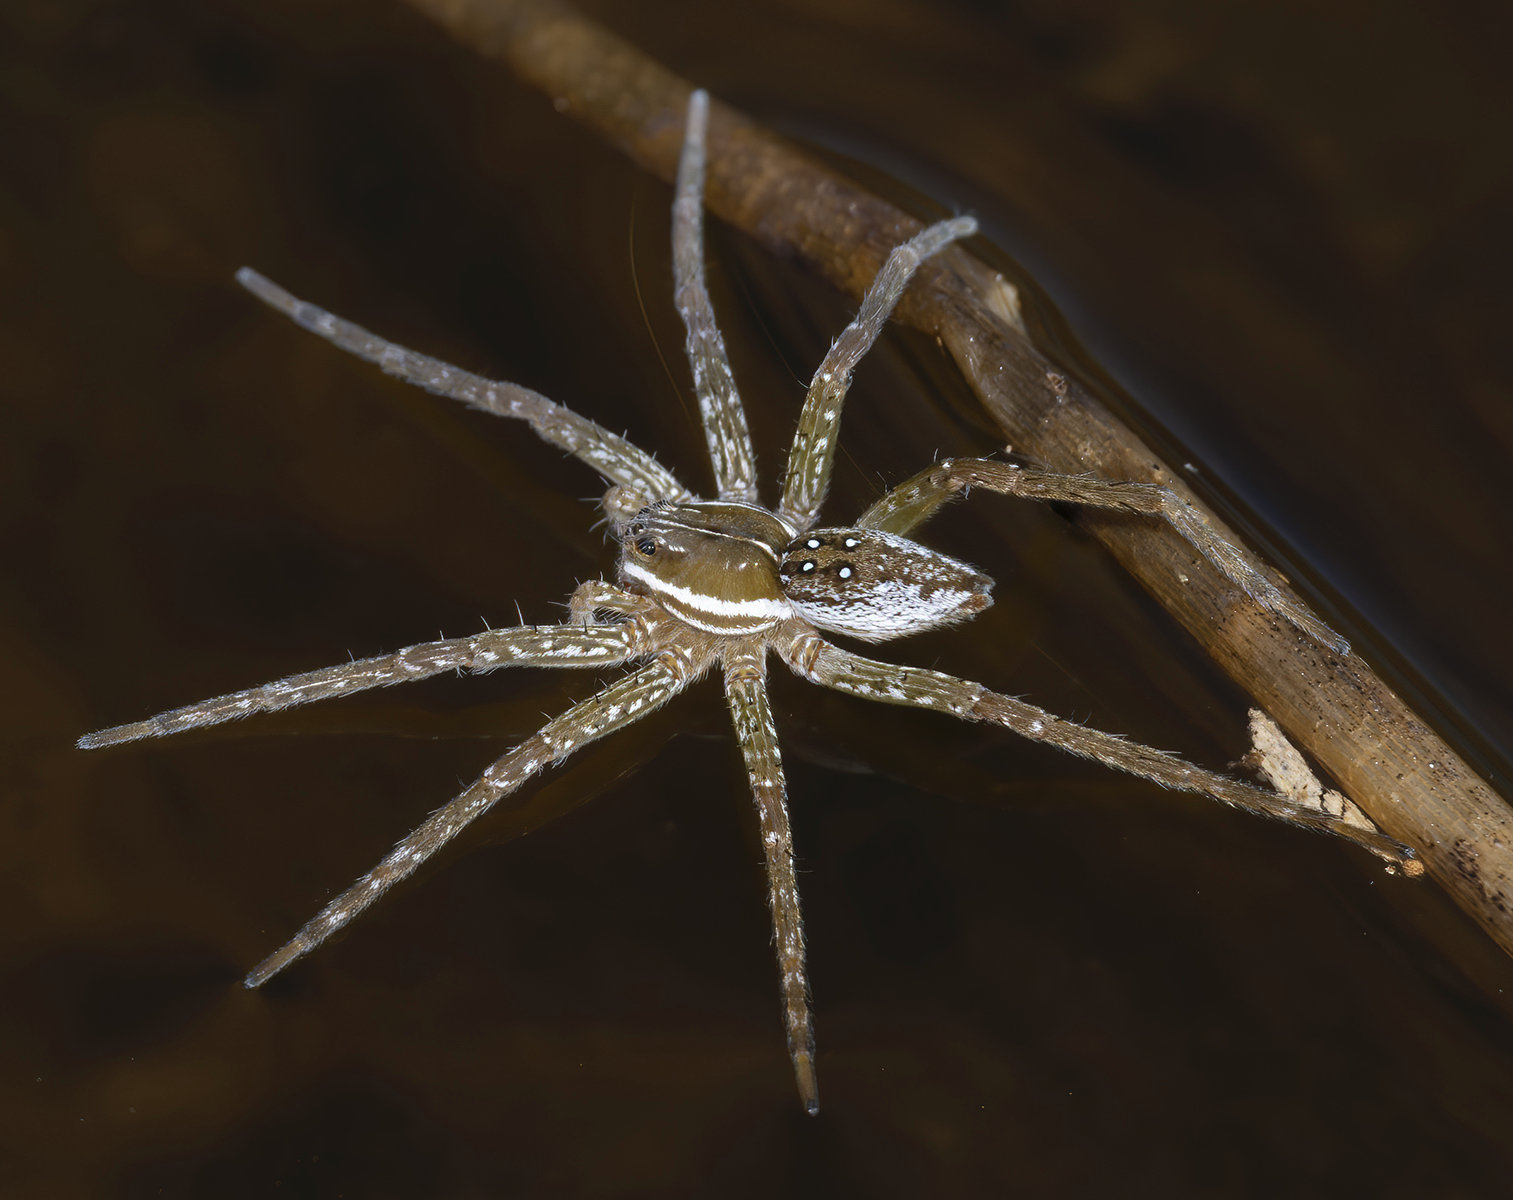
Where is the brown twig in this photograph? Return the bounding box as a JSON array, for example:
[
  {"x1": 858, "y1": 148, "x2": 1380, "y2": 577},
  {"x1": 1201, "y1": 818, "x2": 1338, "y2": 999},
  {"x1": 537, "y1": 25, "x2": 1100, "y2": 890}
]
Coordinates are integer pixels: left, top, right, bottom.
[{"x1": 405, "y1": 0, "x2": 1513, "y2": 953}]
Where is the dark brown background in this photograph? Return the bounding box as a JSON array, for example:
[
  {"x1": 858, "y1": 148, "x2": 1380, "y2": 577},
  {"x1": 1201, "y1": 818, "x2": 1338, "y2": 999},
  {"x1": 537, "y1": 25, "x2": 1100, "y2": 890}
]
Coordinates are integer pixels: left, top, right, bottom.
[{"x1": 5, "y1": 0, "x2": 1513, "y2": 1195}]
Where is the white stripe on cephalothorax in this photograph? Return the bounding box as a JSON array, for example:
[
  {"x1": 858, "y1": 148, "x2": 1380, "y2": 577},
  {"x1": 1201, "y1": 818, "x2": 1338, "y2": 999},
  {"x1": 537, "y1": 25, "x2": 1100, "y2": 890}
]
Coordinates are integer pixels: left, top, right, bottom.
[{"x1": 621, "y1": 560, "x2": 793, "y2": 632}]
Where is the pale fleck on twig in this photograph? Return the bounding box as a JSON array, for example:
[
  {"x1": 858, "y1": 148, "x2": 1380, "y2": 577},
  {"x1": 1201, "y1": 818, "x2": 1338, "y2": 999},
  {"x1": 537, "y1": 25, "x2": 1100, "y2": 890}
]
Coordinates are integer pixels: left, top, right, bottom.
[
  {"x1": 1242, "y1": 709, "x2": 1422, "y2": 875},
  {"x1": 1243, "y1": 709, "x2": 1371, "y2": 831}
]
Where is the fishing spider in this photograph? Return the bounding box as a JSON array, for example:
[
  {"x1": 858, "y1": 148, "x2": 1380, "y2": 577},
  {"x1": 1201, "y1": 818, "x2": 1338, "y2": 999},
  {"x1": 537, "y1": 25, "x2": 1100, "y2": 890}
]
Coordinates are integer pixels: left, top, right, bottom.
[{"x1": 81, "y1": 90, "x2": 1414, "y2": 1113}]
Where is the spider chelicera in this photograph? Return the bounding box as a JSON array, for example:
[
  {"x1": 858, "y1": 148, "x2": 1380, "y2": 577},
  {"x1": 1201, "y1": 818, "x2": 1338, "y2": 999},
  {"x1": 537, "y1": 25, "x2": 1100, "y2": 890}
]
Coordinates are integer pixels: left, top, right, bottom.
[{"x1": 80, "y1": 90, "x2": 1415, "y2": 1113}]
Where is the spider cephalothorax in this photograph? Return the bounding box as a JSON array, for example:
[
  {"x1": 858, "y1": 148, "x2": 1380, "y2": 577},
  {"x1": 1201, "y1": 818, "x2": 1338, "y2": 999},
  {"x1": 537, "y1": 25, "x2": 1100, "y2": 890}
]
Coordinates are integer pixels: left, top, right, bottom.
[
  {"x1": 79, "y1": 89, "x2": 1415, "y2": 1113},
  {"x1": 619, "y1": 501, "x2": 795, "y2": 634}
]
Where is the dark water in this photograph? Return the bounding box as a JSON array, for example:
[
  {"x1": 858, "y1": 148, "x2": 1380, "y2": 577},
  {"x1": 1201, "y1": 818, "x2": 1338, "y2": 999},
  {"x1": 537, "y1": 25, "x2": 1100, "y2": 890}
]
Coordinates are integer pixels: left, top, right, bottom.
[{"x1": 6, "y1": 0, "x2": 1513, "y2": 1195}]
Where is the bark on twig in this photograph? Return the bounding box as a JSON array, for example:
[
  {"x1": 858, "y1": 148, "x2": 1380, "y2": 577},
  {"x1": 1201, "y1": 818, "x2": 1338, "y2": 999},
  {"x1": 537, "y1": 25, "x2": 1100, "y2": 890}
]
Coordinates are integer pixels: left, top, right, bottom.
[{"x1": 405, "y1": 0, "x2": 1513, "y2": 953}]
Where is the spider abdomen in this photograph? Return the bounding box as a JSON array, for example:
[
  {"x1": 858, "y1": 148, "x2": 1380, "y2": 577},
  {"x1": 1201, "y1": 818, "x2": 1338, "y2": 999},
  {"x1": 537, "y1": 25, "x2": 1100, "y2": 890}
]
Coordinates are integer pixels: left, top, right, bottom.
[{"x1": 779, "y1": 528, "x2": 993, "y2": 642}]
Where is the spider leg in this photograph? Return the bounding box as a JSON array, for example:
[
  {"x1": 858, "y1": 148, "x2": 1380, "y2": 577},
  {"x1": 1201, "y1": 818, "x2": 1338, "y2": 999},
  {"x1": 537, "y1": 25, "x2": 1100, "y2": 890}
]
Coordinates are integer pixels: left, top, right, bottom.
[
  {"x1": 246, "y1": 649, "x2": 708, "y2": 987},
  {"x1": 725, "y1": 647, "x2": 818, "y2": 1114},
  {"x1": 778, "y1": 215, "x2": 978, "y2": 532},
  {"x1": 857, "y1": 457, "x2": 1350, "y2": 654},
  {"x1": 778, "y1": 628, "x2": 1418, "y2": 870},
  {"x1": 235, "y1": 268, "x2": 691, "y2": 504},
  {"x1": 77, "y1": 623, "x2": 645, "y2": 749},
  {"x1": 674, "y1": 90, "x2": 759, "y2": 504}
]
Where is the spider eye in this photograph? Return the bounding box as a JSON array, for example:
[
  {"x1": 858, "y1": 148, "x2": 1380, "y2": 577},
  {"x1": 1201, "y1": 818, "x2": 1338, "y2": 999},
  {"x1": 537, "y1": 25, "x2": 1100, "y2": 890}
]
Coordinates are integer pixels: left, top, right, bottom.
[{"x1": 635, "y1": 537, "x2": 658, "y2": 556}]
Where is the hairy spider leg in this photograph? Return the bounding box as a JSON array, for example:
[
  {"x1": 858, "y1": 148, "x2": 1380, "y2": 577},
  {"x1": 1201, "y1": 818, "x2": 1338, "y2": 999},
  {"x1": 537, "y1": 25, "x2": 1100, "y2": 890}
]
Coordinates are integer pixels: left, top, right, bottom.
[
  {"x1": 778, "y1": 215, "x2": 979, "y2": 532},
  {"x1": 857, "y1": 457, "x2": 1350, "y2": 654},
  {"x1": 674, "y1": 90, "x2": 759, "y2": 503},
  {"x1": 234, "y1": 268, "x2": 691, "y2": 506},
  {"x1": 725, "y1": 647, "x2": 817, "y2": 1113},
  {"x1": 246, "y1": 637, "x2": 714, "y2": 987},
  {"x1": 76, "y1": 623, "x2": 644, "y2": 749},
  {"x1": 777, "y1": 626, "x2": 1417, "y2": 870}
]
